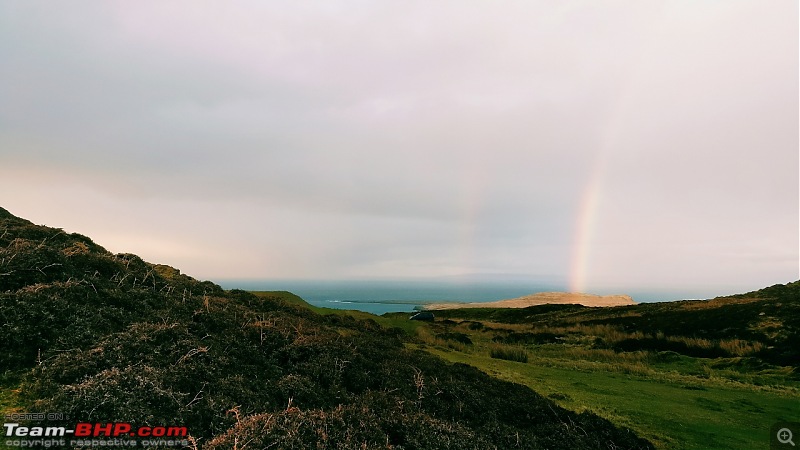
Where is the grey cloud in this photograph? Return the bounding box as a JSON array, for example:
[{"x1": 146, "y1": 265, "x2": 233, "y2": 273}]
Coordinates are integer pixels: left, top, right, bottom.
[{"x1": 1, "y1": 1, "x2": 796, "y2": 293}]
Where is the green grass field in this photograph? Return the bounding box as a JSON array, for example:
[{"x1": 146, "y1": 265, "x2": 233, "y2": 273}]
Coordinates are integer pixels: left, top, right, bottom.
[
  {"x1": 421, "y1": 345, "x2": 796, "y2": 449},
  {"x1": 405, "y1": 306, "x2": 799, "y2": 450}
]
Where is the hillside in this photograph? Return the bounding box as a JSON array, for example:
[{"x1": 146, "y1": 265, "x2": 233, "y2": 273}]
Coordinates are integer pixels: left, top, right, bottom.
[
  {"x1": 0, "y1": 207, "x2": 653, "y2": 449},
  {"x1": 429, "y1": 283, "x2": 800, "y2": 367}
]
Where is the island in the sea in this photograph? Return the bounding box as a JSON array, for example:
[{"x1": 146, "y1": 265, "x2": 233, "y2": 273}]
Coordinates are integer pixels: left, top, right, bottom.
[{"x1": 424, "y1": 292, "x2": 635, "y2": 310}]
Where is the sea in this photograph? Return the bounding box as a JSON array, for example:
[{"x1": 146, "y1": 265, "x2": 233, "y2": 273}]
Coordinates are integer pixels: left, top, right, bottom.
[{"x1": 216, "y1": 279, "x2": 695, "y2": 315}]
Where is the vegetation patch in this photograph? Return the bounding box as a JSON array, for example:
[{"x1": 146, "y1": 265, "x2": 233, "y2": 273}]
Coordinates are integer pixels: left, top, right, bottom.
[
  {"x1": 489, "y1": 345, "x2": 529, "y2": 363},
  {"x1": 436, "y1": 332, "x2": 473, "y2": 346},
  {"x1": 494, "y1": 331, "x2": 563, "y2": 345}
]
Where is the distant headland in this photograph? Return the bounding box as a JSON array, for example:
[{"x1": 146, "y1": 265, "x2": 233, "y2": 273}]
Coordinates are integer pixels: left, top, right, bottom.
[{"x1": 423, "y1": 292, "x2": 635, "y2": 310}]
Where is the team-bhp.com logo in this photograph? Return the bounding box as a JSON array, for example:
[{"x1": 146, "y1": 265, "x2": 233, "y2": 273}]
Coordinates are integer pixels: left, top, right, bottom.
[
  {"x1": 4, "y1": 422, "x2": 189, "y2": 447},
  {"x1": 5, "y1": 422, "x2": 187, "y2": 437}
]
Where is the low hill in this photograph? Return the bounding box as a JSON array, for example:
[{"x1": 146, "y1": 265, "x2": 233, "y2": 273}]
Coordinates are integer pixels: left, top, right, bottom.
[
  {"x1": 0, "y1": 208, "x2": 653, "y2": 449},
  {"x1": 431, "y1": 282, "x2": 800, "y2": 366},
  {"x1": 425, "y1": 292, "x2": 635, "y2": 310}
]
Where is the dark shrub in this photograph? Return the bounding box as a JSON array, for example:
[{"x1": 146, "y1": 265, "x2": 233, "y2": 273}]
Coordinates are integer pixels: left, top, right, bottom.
[
  {"x1": 437, "y1": 332, "x2": 473, "y2": 345},
  {"x1": 494, "y1": 332, "x2": 562, "y2": 345}
]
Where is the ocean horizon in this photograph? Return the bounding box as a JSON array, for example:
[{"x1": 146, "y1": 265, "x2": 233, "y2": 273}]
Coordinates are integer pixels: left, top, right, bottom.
[{"x1": 216, "y1": 279, "x2": 712, "y2": 315}]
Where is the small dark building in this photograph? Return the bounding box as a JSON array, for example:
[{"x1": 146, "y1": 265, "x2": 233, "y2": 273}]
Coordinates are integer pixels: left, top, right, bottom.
[{"x1": 410, "y1": 311, "x2": 435, "y2": 321}]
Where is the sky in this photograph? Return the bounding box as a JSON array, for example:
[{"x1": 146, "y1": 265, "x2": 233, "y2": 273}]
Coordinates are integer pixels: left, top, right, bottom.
[{"x1": 1, "y1": 1, "x2": 797, "y2": 299}]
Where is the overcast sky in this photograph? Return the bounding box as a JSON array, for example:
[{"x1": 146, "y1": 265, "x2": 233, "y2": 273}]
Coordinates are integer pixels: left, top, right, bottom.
[{"x1": 1, "y1": 1, "x2": 797, "y2": 298}]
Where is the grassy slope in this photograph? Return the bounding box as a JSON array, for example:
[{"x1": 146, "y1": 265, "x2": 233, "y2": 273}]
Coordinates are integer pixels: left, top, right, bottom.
[
  {"x1": 424, "y1": 346, "x2": 797, "y2": 450},
  {"x1": 258, "y1": 294, "x2": 800, "y2": 449},
  {"x1": 292, "y1": 284, "x2": 800, "y2": 449},
  {"x1": 400, "y1": 285, "x2": 800, "y2": 450},
  {"x1": 251, "y1": 291, "x2": 425, "y2": 335}
]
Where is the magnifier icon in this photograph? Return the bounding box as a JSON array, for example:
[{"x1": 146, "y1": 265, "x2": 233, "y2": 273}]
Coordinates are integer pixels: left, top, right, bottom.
[{"x1": 778, "y1": 428, "x2": 795, "y2": 446}]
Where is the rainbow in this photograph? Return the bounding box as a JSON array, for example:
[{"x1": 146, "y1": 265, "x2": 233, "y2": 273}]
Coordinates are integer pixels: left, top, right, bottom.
[
  {"x1": 570, "y1": 165, "x2": 604, "y2": 294},
  {"x1": 568, "y1": 62, "x2": 647, "y2": 293},
  {"x1": 566, "y1": 2, "x2": 674, "y2": 293}
]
